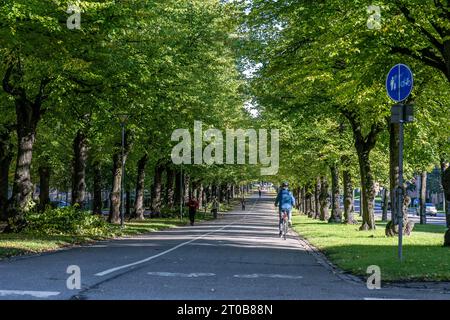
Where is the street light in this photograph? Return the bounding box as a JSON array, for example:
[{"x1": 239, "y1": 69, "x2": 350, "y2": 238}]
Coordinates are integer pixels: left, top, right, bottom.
[{"x1": 118, "y1": 113, "x2": 129, "y2": 228}]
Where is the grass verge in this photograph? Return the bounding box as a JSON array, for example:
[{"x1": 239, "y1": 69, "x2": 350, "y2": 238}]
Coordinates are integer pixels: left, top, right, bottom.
[
  {"x1": 292, "y1": 214, "x2": 450, "y2": 282},
  {"x1": 0, "y1": 210, "x2": 220, "y2": 260}
]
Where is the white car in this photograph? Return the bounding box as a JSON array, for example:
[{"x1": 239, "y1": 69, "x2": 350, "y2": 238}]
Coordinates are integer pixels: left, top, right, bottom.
[{"x1": 416, "y1": 203, "x2": 438, "y2": 216}]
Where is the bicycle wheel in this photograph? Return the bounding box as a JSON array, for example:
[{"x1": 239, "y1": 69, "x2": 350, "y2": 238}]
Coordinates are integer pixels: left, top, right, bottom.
[{"x1": 282, "y1": 215, "x2": 288, "y2": 240}]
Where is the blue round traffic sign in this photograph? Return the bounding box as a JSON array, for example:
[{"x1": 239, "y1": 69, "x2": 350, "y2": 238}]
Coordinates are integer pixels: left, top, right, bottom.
[{"x1": 386, "y1": 64, "x2": 414, "y2": 102}]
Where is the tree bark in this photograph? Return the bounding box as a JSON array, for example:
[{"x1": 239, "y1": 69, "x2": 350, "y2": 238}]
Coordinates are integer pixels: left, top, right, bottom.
[
  {"x1": 343, "y1": 167, "x2": 357, "y2": 224},
  {"x1": 38, "y1": 165, "x2": 50, "y2": 211},
  {"x1": 184, "y1": 175, "x2": 191, "y2": 203},
  {"x1": 389, "y1": 122, "x2": 400, "y2": 223},
  {"x1": 319, "y1": 176, "x2": 330, "y2": 221},
  {"x1": 174, "y1": 169, "x2": 182, "y2": 207},
  {"x1": 329, "y1": 164, "x2": 342, "y2": 223},
  {"x1": 342, "y1": 110, "x2": 381, "y2": 231},
  {"x1": 306, "y1": 186, "x2": 315, "y2": 218},
  {"x1": 92, "y1": 161, "x2": 102, "y2": 215},
  {"x1": 357, "y1": 150, "x2": 377, "y2": 230},
  {"x1": 108, "y1": 131, "x2": 132, "y2": 224},
  {"x1": 151, "y1": 162, "x2": 164, "y2": 217},
  {"x1": 3, "y1": 65, "x2": 49, "y2": 231},
  {"x1": 108, "y1": 152, "x2": 122, "y2": 224},
  {"x1": 419, "y1": 171, "x2": 427, "y2": 225},
  {"x1": 165, "y1": 166, "x2": 175, "y2": 209},
  {"x1": 8, "y1": 98, "x2": 40, "y2": 227},
  {"x1": 197, "y1": 184, "x2": 204, "y2": 209},
  {"x1": 133, "y1": 154, "x2": 148, "y2": 220},
  {"x1": 0, "y1": 128, "x2": 13, "y2": 221},
  {"x1": 314, "y1": 177, "x2": 321, "y2": 219},
  {"x1": 71, "y1": 130, "x2": 88, "y2": 208},
  {"x1": 382, "y1": 188, "x2": 389, "y2": 222},
  {"x1": 126, "y1": 189, "x2": 131, "y2": 218},
  {"x1": 440, "y1": 161, "x2": 450, "y2": 229}
]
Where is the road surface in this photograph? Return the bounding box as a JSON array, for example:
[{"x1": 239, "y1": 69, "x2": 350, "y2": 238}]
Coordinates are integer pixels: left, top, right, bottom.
[{"x1": 0, "y1": 193, "x2": 449, "y2": 300}]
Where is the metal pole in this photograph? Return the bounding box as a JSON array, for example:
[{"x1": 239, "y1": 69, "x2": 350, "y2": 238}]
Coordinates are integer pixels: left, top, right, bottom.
[
  {"x1": 180, "y1": 165, "x2": 183, "y2": 220},
  {"x1": 120, "y1": 123, "x2": 125, "y2": 228},
  {"x1": 398, "y1": 116, "x2": 404, "y2": 261}
]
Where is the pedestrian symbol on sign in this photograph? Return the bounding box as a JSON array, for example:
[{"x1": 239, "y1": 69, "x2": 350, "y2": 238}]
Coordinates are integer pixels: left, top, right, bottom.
[{"x1": 386, "y1": 64, "x2": 414, "y2": 102}]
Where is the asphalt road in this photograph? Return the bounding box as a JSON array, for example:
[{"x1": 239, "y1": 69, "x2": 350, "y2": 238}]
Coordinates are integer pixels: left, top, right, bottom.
[{"x1": 0, "y1": 193, "x2": 449, "y2": 300}]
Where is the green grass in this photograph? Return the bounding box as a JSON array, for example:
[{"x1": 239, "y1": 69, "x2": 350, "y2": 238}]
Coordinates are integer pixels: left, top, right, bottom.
[
  {"x1": 292, "y1": 214, "x2": 450, "y2": 282},
  {"x1": 0, "y1": 211, "x2": 218, "y2": 260}
]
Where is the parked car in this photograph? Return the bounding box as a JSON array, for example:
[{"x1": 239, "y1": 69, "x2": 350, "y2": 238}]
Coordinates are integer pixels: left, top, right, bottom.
[
  {"x1": 50, "y1": 200, "x2": 70, "y2": 208},
  {"x1": 416, "y1": 203, "x2": 438, "y2": 216}
]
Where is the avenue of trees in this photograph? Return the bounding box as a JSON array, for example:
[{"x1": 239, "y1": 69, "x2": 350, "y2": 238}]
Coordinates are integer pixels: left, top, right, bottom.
[
  {"x1": 0, "y1": 0, "x2": 260, "y2": 231},
  {"x1": 0, "y1": 1, "x2": 449, "y2": 246},
  {"x1": 242, "y1": 1, "x2": 450, "y2": 243}
]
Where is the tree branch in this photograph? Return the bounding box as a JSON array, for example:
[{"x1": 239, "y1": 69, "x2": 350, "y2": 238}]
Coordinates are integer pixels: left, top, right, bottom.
[
  {"x1": 2, "y1": 64, "x2": 24, "y2": 97},
  {"x1": 391, "y1": 46, "x2": 447, "y2": 75},
  {"x1": 397, "y1": 3, "x2": 444, "y2": 53}
]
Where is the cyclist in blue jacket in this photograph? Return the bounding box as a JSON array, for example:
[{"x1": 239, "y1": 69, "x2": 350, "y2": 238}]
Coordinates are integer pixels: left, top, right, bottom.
[{"x1": 274, "y1": 182, "x2": 295, "y2": 237}]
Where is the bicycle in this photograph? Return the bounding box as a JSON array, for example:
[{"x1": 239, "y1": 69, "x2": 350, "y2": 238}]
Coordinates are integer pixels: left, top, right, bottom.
[{"x1": 280, "y1": 209, "x2": 289, "y2": 240}]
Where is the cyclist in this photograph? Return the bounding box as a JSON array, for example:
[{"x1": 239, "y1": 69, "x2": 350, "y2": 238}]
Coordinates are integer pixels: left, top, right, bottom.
[{"x1": 274, "y1": 182, "x2": 295, "y2": 237}]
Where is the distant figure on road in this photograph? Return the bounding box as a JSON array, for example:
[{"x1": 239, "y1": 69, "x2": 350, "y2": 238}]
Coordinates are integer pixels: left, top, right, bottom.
[
  {"x1": 241, "y1": 197, "x2": 246, "y2": 211},
  {"x1": 187, "y1": 197, "x2": 199, "y2": 226},
  {"x1": 275, "y1": 182, "x2": 295, "y2": 237},
  {"x1": 211, "y1": 197, "x2": 219, "y2": 219},
  {"x1": 258, "y1": 188, "x2": 262, "y2": 198}
]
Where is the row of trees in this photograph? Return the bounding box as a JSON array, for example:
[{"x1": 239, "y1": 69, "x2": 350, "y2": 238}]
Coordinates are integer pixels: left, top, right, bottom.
[
  {"x1": 242, "y1": 1, "x2": 450, "y2": 243},
  {"x1": 0, "y1": 1, "x2": 262, "y2": 231}
]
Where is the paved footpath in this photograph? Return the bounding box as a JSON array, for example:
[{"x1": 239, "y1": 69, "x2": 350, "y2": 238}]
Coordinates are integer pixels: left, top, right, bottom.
[{"x1": 0, "y1": 193, "x2": 449, "y2": 300}]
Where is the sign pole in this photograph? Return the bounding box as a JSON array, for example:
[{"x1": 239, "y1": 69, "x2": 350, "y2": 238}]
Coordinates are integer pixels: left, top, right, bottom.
[
  {"x1": 398, "y1": 113, "x2": 404, "y2": 261},
  {"x1": 386, "y1": 64, "x2": 414, "y2": 262}
]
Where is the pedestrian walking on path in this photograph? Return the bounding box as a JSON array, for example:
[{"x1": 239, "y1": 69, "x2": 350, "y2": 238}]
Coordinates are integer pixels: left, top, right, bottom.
[
  {"x1": 241, "y1": 197, "x2": 246, "y2": 211},
  {"x1": 187, "y1": 197, "x2": 199, "y2": 226},
  {"x1": 211, "y1": 197, "x2": 219, "y2": 219}
]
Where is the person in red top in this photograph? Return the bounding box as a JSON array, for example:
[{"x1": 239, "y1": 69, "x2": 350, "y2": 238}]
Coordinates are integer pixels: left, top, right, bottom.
[{"x1": 187, "y1": 197, "x2": 199, "y2": 226}]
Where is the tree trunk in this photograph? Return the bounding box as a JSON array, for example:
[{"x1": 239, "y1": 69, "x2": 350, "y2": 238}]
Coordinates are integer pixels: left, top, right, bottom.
[
  {"x1": 108, "y1": 152, "x2": 122, "y2": 224},
  {"x1": 307, "y1": 189, "x2": 313, "y2": 218},
  {"x1": 0, "y1": 128, "x2": 13, "y2": 221},
  {"x1": 126, "y1": 189, "x2": 131, "y2": 218},
  {"x1": 198, "y1": 184, "x2": 204, "y2": 209},
  {"x1": 298, "y1": 187, "x2": 303, "y2": 214},
  {"x1": 357, "y1": 150, "x2": 376, "y2": 230},
  {"x1": 7, "y1": 98, "x2": 40, "y2": 229},
  {"x1": 151, "y1": 162, "x2": 164, "y2": 217},
  {"x1": 343, "y1": 168, "x2": 357, "y2": 224},
  {"x1": 440, "y1": 161, "x2": 450, "y2": 228},
  {"x1": 419, "y1": 171, "x2": 427, "y2": 225},
  {"x1": 38, "y1": 165, "x2": 50, "y2": 211},
  {"x1": 314, "y1": 177, "x2": 321, "y2": 219},
  {"x1": 108, "y1": 131, "x2": 131, "y2": 224},
  {"x1": 319, "y1": 176, "x2": 330, "y2": 221},
  {"x1": 92, "y1": 161, "x2": 102, "y2": 215},
  {"x1": 133, "y1": 154, "x2": 148, "y2": 220},
  {"x1": 165, "y1": 166, "x2": 175, "y2": 209},
  {"x1": 329, "y1": 164, "x2": 342, "y2": 223},
  {"x1": 305, "y1": 189, "x2": 312, "y2": 217},
  {"x1": 72, "y1": 130, "x2": 88, "y2": 208},
  {"x1": 174, "y1": 169, "x2": 182, "y2": 207},
  {"x1": 342, "y1": 110, "x2": 381, "y2": 231},
  {"x1": 184, "y1": 175, "x2": 191, "y2": 203},
  {"x1": 389, "y1": 122, "x2": 400, "y2": 223},
  {"x1": 382, "y1": 188, "x2": 389, "y2": 222}
]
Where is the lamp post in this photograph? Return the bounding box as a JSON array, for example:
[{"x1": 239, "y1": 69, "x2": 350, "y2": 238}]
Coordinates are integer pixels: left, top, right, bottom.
[{"x1": 118, "y1": 113, "x2": 129, "y2": 228}]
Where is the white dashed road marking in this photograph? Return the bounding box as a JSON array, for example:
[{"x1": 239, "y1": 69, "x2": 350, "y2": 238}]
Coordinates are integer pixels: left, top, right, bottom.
[
  {"x1": 0, "y1": 290, "x2": 60, "y2": 298},
  {"x1": 233, "y1": 274, "x2": 303, "y2": 279},
  {"x1": 147, "y1": 272, "x2": 216, "y2": 278}
]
